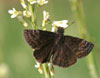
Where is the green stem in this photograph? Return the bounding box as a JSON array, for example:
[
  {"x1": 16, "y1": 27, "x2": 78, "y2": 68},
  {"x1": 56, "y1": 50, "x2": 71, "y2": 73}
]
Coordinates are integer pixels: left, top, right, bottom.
[
  {"x1": 42, "y1": 64, "x2": 50, "y2": 78},
  {"x1": 70, "y1": 0, "x2": 99, "y2": 78},
  {"x1": 28, "y1": 4, "x2": 36, "y2": 29},
  {"x1": 34, "y1": 4, "x2": 39, "y2": 25}
]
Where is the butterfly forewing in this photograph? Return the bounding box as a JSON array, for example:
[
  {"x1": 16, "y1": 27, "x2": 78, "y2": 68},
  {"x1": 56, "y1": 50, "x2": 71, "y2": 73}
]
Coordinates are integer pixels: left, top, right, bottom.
[
  {"x1": 24, "y1": 29, "x2": 55, "y2": 50},
  {"x1": 64, "y1": 36, "x2": 94, "y2": 58}
]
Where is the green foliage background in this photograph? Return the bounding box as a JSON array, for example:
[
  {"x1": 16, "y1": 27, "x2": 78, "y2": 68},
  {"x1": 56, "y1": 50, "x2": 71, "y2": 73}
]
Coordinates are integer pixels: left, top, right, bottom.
[{"x1": 0, "y1": 0, "x2": 100, "y2": 78}]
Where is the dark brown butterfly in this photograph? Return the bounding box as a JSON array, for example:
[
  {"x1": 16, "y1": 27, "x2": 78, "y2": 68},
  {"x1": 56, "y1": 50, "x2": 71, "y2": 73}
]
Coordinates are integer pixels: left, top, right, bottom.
[{"x1": 23, "y1": 27, "x2": 94, "y2": 68}]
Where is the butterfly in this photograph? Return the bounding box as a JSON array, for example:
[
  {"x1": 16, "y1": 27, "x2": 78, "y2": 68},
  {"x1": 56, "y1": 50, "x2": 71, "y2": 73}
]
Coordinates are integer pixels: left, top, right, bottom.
[{"x1": 23, "y1": 27, "x2": 94, "y2": 68}]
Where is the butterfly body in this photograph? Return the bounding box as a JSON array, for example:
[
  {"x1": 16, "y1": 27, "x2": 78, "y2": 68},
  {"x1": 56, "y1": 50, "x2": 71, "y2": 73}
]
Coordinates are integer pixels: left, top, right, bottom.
[{"x1": 23, "y1": 27, "x2": 94, "y2": 67}]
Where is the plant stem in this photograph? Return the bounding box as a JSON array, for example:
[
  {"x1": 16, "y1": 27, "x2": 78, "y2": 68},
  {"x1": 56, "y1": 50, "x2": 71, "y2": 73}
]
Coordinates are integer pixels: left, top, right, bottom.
[
  {"x1": 28, "y1": 4, "x2": 36, "y2": 29},
  {"x1": 42, "y1": 63, "x2": 50, "y2": 78},
  {"x1": 70, "y1": 0, "x2": 99, "y2": 78}
]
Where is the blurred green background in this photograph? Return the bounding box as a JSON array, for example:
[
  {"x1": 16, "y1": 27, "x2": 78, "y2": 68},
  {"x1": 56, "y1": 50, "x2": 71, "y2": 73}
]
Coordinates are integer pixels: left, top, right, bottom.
[{"x1": 0, "y1": 0, "x2": 100, "y2": 78}]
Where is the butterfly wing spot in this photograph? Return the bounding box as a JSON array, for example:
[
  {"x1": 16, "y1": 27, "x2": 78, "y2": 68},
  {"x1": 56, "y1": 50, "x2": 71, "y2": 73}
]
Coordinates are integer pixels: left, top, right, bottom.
[{"x1": 76, "y1": 40, "x2": 94, "y2": 58}]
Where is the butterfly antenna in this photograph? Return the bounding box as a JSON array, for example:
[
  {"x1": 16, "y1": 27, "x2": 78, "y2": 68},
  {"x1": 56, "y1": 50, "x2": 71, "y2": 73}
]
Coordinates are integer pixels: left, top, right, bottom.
[
  {"x1": 69, "y1": 21, "x2": 75, "y2": 26},
  {"x1": 66, "y1": 21, "x2": 75, "y2": 29}
]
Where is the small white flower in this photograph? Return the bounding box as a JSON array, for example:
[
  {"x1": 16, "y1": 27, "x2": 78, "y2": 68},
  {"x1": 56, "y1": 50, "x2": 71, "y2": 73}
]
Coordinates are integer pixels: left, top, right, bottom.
[
  {"x1": 43, "y1": 10, "x2": 49, "y2": 21},
  {"x1": 23, "y1": 22, "x2": 28, "y2": 27},
  {"x1": 21, "y1": 3, "x2": 27, "y2": 9},
  {"x1": 42, "y1": 10, "x2": 49, "y2": 27},
  {"x1": 51, "y1": 26, "x2": 56, "y2": 32},
  {"x1": 23, "y1": 10, "x2": 31, "y2": 17},
  {"x1": 17, "y1": 16, "x2": 28, "y2": 27},
  {"x1": 35, "y1": 62, "x2": 43, "y2": 74},
  {"x1": 48, "y1": 63, "x2": 54, "y2": 76},
  {"x1": 20, "y1": 0, "x2": 27, "y2": 9},
  {"x1": 35, "y1": 62, "x2": 40, "y2": 68},
  {"x1": 8, "y1": 8, "x2": 20, "y2": 18},
  {"x1": 28, "y1": 0, "x2": 37, "y2": 4},
  {"x1": 52, "y1": 20, "x2": 68, "y2": 28},
  {"x1": 37, "y1": 0, "x2": 48, "y2": 5},
  {"x1": 28, "y1": 0, "x2": 48, "y2": 5}
]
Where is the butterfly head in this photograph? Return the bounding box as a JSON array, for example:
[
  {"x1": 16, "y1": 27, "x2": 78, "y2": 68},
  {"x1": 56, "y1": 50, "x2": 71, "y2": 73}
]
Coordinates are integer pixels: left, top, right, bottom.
[{"x1": 56, "y1": 27, "x2": 64, "y2": 35}]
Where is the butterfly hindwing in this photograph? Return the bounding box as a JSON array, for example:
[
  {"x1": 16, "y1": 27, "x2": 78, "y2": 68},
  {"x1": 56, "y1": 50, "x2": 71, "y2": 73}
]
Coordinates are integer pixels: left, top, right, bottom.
[
  {"x1": 24, "y1": 29, "x2": 55, "y2": 50},
  {"x1": 52, "y1": 42, "x2": 77, "y2": 67},
  {"x1": 64, "y1": 36, "x2": 94, "y2": 58},
  {"x1": 33, "y1": 42, "x2": 54, "y2": 63}
]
